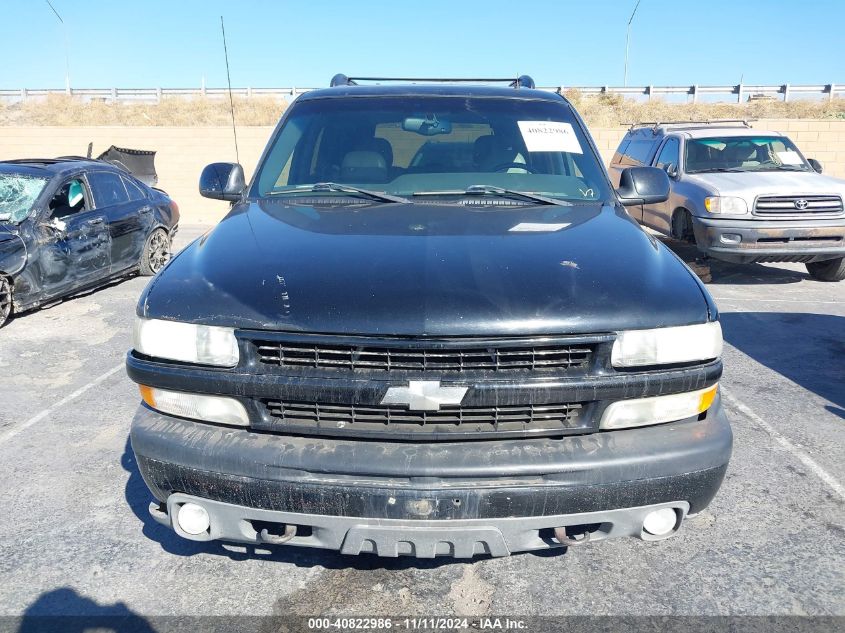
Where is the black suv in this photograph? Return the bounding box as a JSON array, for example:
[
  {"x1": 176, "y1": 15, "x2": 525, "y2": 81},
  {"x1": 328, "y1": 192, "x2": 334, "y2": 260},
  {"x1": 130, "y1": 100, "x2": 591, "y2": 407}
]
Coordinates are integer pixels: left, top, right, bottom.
[{"x1": 127, "y1": 75, "x2": 731, "y2": 558}]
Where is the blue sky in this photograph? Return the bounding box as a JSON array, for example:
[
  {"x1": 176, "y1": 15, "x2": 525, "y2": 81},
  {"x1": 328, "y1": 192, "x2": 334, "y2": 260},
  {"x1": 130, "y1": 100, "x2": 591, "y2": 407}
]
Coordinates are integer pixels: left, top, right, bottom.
[{"x1": 1, "y1": 0, "x2": 843, "y2": 89}]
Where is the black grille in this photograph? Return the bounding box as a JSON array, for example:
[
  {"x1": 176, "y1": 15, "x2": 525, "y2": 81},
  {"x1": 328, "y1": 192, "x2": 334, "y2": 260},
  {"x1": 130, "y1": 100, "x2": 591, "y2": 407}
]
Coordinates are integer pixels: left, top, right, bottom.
[
  {"x1": 754, "y1": 195, "x2": 843, "y2": 217},
  {"x1": 253, "y1": 340, "x2": 594, "y2": 373},
  {"x1": 260, "y1": 400, "x2": 586, "y2": 440}
]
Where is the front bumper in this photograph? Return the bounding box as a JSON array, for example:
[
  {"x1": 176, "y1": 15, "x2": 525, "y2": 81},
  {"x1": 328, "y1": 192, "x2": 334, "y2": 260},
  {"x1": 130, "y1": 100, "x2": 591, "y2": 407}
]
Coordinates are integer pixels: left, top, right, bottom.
[
  {"x1": 130, "y1": 397, "x2": 732, "y2": 557},
  {"x1": 692, "y1": 216, "x2": 845, "y2": 263}
]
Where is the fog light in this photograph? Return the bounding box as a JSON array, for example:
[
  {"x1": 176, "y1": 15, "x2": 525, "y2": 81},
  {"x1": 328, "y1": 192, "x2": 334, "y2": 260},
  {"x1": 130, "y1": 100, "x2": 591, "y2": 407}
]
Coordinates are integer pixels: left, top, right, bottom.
[
  {"x1": 642, "y1": 508, "x2": 678, "y2": 536},
  {"x1": 720, "y1": 233, "x2": 742, "y2": 244},
  {"x1": 177, "y1": 503, "x2": 210, "y2": 535},
  {"x1": 139, "y1": 385, "x2": 249, "y2": 427}
]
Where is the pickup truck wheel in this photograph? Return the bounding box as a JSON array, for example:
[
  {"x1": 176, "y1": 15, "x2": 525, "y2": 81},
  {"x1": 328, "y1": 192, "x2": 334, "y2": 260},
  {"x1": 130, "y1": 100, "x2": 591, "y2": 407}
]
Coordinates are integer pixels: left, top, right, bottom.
[
  {"x1": 140, "y1": 228, "x2": 171, "y2": 276},
  {"x1": 671, "y1": 209, "x2": 695, "y2": 244},
  {"x1": 806, "y1": 257, "x2": 845, "y2": 282},
  {"x1": 0, "y1": 276, "x2": 12, "y2": 328}
]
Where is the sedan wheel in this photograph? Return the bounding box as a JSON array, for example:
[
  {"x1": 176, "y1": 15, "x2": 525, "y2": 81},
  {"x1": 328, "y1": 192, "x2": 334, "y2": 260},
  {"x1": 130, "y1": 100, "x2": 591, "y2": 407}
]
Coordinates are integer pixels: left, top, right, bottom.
[
  {"x1": 140, "y1": 229, "x2": 172, "y2": 276},
  {"x1": 0, "y1": 277, "x2": 12, "y2": 328}
]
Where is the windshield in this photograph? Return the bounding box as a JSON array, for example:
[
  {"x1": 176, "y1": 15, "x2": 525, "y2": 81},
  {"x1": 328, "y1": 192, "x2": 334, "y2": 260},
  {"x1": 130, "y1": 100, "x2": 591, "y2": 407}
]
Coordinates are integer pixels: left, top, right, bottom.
[
  {"x1": 251, "y1": 96, "x2": 610, "y2": 203},
  {"x1": 0, "y1": 172, "x2": 49, "y2": 224},
  {"x1": 685, "y1": 135, "x2": 811, "y2": 174}
]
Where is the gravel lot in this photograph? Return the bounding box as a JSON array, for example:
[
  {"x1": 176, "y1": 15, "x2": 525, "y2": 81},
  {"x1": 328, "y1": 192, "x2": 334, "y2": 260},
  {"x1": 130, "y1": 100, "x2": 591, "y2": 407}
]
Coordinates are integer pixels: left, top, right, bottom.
[{"x1": 0, "y1": 225, "x2": 842, "y2": 624}]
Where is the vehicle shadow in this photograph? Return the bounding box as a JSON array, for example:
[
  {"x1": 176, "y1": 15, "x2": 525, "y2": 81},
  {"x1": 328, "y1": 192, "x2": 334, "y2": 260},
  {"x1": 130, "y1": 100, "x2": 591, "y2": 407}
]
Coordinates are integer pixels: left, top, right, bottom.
[
  {"x1": 8, "y1": 274, "x2": 140, "y2": 327},
  {"x1": 16, "y1": 587, "x2": 156, "y2": 632},
  {"x1": 121, "y1": 436, "x2": 562, "y2": 570},
  {"x1": 720, "y1": 312, "x2": 845, "y2": 412},
  {"x1": 659, "y1": 237, "x2": 809, "y2": 285}
]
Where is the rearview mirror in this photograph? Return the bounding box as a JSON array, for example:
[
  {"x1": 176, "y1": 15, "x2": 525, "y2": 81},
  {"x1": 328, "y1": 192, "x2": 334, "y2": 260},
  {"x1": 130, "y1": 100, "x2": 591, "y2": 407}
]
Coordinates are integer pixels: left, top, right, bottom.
[
  {"x1": 200, "y1": 162, "x2": 245, "y2": 201},
  {"x1": 616, "y1": 166, "x2": 670, "y2": 206},
  {"x1": 402, "y1": 115, "x2": 452, "y2": 136},
  {"x1": 807, "y1": 158, "x2": 823, "y2": 174}
]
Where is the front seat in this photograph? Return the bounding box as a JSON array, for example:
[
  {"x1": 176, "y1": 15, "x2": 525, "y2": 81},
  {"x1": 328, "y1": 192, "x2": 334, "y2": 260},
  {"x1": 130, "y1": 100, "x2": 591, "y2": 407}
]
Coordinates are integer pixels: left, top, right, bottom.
[
  {"x1": 473, "y1": 134, "x2": 528, "y2": 172},
  {"x1": 340, "y1": 151, "x2": 388, "y2": 183}
]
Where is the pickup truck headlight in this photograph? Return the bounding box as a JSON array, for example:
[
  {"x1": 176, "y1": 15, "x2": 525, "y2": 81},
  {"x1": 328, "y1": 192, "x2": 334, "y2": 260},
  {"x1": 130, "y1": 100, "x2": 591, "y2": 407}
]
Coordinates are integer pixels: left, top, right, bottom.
[
  {"x1": 704, "y1": 196, "x2": 747, "y2": 214},
  {"x1": 133, "y1": 317, "x2": 239, "y2": 367},
  {"x1": 611, "y1": 322, "x2": 722, "y2": 368},
  {"x1": 600, "y1": 384, "x2": 718, "y2": 430}
]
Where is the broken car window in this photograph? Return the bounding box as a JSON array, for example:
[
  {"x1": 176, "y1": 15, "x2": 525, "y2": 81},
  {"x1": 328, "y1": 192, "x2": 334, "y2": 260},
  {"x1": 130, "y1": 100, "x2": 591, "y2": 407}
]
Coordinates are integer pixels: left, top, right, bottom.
[
  {"x1": 50, "y1": 179, "x2": 89, "y2": 219},
  {"x1": 0, "y1": 173, "x2": 49, "y2": 224}
]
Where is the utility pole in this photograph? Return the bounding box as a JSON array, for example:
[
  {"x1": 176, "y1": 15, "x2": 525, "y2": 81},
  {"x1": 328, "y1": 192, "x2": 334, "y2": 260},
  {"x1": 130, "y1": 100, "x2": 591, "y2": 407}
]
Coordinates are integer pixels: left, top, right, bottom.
[
  {"x1": 46, "y1": 0, "x2": 70, "y2": 93},
  {"x1": 623, "y1": 0, "x2": 642, "y2": 87}
]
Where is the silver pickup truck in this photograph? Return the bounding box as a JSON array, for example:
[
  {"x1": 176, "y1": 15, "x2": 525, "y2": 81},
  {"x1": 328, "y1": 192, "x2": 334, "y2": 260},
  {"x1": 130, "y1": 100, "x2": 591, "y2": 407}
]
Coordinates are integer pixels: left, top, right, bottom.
[{"x1": 609, "y1": 120, "x2": 845, "y2": 281}]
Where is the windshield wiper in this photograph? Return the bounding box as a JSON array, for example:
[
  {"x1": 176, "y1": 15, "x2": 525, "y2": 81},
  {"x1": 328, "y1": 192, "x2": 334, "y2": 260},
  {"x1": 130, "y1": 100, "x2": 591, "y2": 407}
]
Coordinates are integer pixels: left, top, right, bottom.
[
  {"x1": 268, "y1": 182, "x2": 410, "y2": 204},
  {"x1": 413, "y1": 185, "x2": 571, "y2": 206},
  {"x1": 695, "y1": 168, "x2": 746, "y2": 173}
]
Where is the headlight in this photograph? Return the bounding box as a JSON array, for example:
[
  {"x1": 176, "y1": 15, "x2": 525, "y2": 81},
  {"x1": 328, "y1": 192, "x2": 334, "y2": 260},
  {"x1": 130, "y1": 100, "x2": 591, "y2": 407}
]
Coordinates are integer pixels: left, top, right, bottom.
[
  {"x1": 611, "y1": 322, "x2": 722, "y2": 368},
  {"x1": 600, "y1": 384, "x2": 718, "y2": 430},
  {"x1": 133, "y1": 317, "x2": 239, "y2": 367},
  {"x1": 704, "y1": 196, "x2": 747, "y2": 214},
  {"x1": 140, "y1": 385, "x2": 249, "y2": 426}
]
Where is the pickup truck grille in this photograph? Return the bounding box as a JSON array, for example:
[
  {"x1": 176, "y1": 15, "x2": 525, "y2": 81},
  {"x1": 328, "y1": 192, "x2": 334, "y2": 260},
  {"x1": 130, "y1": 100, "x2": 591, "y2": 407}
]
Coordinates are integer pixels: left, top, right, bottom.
[
  {"x1": 252, "y1": 340, "x2": 594, "y2": 373},
  {"x1": 259, "y1": 399, "x2": 586, "y2": 440},
  {"x1": 754, "y1": 195, "x2": 843, "y2": 217}
]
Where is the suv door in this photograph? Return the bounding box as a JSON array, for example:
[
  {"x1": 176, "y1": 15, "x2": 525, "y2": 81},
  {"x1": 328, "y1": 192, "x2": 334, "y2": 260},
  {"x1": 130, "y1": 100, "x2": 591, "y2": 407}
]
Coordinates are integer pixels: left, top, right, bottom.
[
  {"x1": 37, "y1": 175, "x2": 111, "y2": 295},
  {"x1": 87, "y1": 170, "x2": 149, "y2": 273},
  {"x1": 644, "y1": 136, "x2": 680, "y2": 233}
]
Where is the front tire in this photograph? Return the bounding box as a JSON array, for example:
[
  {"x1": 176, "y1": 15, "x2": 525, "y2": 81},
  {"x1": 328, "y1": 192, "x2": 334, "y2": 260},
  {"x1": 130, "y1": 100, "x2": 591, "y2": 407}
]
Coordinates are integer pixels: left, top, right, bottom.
[
  {"x1": 140, "y1": 228, "x2": 172, "y2": 276},
  {"x1": 0, "y1": 276, "x2": 13, "y2": 328},
  {"x1": 806, "y1": 257, "x2": 845, "y2": 282},
  {"x1": 671, "y1": 209, "x2": 695, "y2": 244}
]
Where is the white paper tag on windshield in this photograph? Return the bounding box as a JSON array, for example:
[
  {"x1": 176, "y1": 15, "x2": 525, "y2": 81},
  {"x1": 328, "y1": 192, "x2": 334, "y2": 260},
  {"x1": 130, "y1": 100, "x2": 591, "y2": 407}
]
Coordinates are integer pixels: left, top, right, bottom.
[
  {"x1": 509, "y1": 222, "x2": 570, "y2": 232},
  {"x1": 517, "y1": 121, "x2": 583, "y2": 154},
  {"x1": 776, "y1": 150, "x2": 803, "y2": 165}
]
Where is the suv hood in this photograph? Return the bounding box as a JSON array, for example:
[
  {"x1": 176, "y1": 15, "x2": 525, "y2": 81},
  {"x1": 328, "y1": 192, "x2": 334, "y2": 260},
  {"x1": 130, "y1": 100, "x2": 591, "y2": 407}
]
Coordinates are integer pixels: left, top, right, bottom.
[
  {"x1": 687, "y1": 171, "x2": 845, "y2": 198},
  {"x1": 141, "y1": 200, "x2": 713, "y2": 336}
]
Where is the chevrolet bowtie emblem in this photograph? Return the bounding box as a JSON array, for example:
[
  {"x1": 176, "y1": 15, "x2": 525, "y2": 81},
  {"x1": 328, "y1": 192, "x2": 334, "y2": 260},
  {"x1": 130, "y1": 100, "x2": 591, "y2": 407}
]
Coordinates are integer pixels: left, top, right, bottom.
[{"x1": 380, "y1": 380, "x2": 468, "y2": 411}]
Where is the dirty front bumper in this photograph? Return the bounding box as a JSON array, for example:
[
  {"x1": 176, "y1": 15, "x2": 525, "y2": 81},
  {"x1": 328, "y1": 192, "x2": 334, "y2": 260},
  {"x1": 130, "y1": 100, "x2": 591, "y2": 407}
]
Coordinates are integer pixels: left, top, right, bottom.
[
  {"x1": 129, "y1": 397, "x2": 732, "y2": 558},
  {"x1": 692, "y1": 216, "x2": 845, "y2": 263}
]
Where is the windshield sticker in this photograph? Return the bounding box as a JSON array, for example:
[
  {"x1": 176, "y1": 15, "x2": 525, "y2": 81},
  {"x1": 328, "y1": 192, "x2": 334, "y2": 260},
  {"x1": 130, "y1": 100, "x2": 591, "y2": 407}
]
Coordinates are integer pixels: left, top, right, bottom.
[
  {"x1": 509, "y1": 222, "x2": 571, "y2": 232},
  {"x1": 517, "y1": 121, "x2": 583, "y2": 154},
  {"x1": 776, "y1": 150, "x2": 803, "y2": 165}
]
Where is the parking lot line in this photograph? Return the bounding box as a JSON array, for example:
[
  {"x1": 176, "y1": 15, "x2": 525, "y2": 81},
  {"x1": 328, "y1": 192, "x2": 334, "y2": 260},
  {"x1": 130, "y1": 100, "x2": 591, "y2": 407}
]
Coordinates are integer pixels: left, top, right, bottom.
[
  {"x1": 0, "y1": 363, "x2": 124, "y2": 445},
  {"x1": 721, "y1": 386, "x2": 845, "y2": 501}
]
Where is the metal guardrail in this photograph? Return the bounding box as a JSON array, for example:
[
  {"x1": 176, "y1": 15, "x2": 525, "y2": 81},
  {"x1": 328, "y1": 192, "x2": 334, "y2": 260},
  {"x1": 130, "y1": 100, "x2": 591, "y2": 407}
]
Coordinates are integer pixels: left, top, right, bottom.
[{"x1": 1, "y1": 83, "x2": 843, "y2": 104}]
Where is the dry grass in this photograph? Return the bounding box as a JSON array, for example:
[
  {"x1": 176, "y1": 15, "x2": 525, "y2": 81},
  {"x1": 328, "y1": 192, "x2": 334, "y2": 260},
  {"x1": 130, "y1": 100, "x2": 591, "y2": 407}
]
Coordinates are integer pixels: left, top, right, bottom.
[
  {"x1": 0, "y1": 94, "x2": 288, "y2": 126},
  {"x1": 1, "y1": 92, "x2": 844, "y2": 127},
  {"x1": 565, "y1": 89, "x2": 845, "y2": 127}
]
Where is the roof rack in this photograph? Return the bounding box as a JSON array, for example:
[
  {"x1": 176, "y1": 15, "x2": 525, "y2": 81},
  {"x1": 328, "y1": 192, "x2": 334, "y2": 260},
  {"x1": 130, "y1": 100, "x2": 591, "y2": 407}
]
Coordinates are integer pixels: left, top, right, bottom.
[
  {"x1": 626, "y1": 119, "x2": 754, "y2": 133},
  {"x1": 329, "y1": 74, "x2": 536, "y2": 89}
]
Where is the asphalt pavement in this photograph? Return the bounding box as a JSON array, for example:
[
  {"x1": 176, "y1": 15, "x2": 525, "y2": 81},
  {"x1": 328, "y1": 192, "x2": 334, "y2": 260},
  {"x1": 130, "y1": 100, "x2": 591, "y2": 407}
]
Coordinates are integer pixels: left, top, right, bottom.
[{"x1": 0, "y1": 225, "x2": 842, "y2": 624}]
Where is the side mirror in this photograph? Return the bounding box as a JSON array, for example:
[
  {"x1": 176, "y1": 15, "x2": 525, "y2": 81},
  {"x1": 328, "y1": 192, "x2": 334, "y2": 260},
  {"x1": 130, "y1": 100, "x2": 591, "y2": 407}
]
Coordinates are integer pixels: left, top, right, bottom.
[
  {"x1": 200, "y1": 162, "x2": 245, "y2": 201},
  {"x1": 807, "y1": 158, "x2": 823, "y2": 174},
  {"x1": 663, "y1": 163, "x2": 679, "y2": 179},
  {"x1": 616, "y1": 166, "x2": 670, "y2": 206}
]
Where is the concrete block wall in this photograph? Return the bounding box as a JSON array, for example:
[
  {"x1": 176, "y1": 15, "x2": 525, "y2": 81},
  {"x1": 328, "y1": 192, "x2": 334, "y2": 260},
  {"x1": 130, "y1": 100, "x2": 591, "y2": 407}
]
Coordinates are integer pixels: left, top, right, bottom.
[
  {"x1": 0, "y1": 126, "x2": 274, "y2": 224},
  {"x1": 1, "y1": 119, "x2": 843, "y2": 224}
]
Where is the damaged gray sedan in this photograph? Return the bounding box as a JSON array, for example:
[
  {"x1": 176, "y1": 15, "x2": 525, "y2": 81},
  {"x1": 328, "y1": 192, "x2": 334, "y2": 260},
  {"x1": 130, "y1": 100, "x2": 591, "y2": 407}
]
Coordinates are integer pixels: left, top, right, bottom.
[{"x1": 0, "y1": 155, "x2": 179, "y2": 327}]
